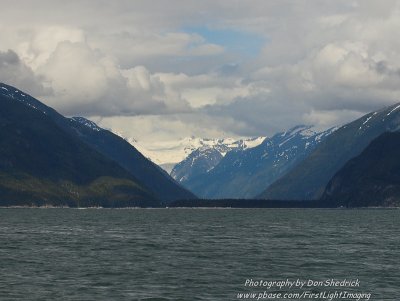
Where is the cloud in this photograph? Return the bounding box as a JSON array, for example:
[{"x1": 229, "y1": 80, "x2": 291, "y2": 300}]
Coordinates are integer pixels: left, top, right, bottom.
[
  {"x1": 155, "y1": 71, "x2": 251, "y2": 108},
  {"x1": 37, "y1": 41, "x2": 191, "y2": 116},
  {"x1": 1, "y1": 0, "x2": 400, "y2": 145},
  {"x1": 89, "y1": 31, "x2": 224, "y2": 70},
  {"x1": 0, "y1": 49, "x2": 49, "y2": 96},
  {"x1": 94, "y1": 113, "x2": 251, "y2": 147}
]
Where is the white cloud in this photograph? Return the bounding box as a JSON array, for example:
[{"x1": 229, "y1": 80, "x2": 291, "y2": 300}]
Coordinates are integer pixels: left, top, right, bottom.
[
  {"x1": 302, "y1": 109, "x2": 364, "y2": 130},
  {"x1": 1, "y1": 0, "x2": 400, "y2": 149},
  {"x1": 35, "y1": 41, "x2": 192, "y2": 116},
  {"x1": 89, "y1": 32, "x2": 224, "y2": 69},
  {"x1": 156, "y1": 72, "x2": 251, "y2": 108}
]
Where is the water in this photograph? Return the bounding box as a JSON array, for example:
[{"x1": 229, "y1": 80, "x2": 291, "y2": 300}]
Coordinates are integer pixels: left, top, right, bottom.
[{"x1": 0, "y1": 208, "x2": 398, "y2": 300}]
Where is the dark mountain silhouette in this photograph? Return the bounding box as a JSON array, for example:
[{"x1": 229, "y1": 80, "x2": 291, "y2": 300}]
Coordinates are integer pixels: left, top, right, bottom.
[
  {"x1": 0, "y1": 83, "x2": 196, "y2": 204},
  {"x1": 322, "y1": 132, "x2": 400, "y2": 207},
  {"x1": 0, "y1": 90, "x2": 158, "y2": 207}
]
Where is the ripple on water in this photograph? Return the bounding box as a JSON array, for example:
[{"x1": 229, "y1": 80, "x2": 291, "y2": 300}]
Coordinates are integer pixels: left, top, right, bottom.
[{"x1": 0, "y1": 208, "x2": 398, "y2": 300}]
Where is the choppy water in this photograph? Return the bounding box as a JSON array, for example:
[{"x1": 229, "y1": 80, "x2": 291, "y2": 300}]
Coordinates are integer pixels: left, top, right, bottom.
[{"x1": 0, "y1": 208, "x2": 398, "y2": 300}]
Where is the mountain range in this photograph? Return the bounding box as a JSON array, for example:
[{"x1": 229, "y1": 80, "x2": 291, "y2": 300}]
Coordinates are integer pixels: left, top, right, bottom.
[
  {"x1": 2, "y1": 82, "x2": 400, "y2": 207},
  {"x1": 0, "y1": 83, "x2": 195, "y2": 206},
  {"x1": 175, "y1": 125, "x2": 336, "y2": 199},
  {"x1": 170, "y1": 137, "x2": 265, "y2": 183},
  {"x1": 260, "y1": 103, "x2": 400, "y2": 201},
  {"x1": 129, "y1": 136, "x2": 265, "y2": 173},
  {"x1": 169, "y1": 124, "x2": 400, "y2": 208},
  {"x1": 169, "y1": 102, "x2": 400, "y2": 206}
]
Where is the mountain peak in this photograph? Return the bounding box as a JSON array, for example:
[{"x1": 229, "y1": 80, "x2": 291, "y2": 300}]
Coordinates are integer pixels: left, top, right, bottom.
[
  {"x1": 172, "y1": 124, "x2": 334, "y2": 199},
  {"x1": 170, "y1": 136, "x2": 266, "y2": 179},
  {"x1": 280, "y1": 125, "x2": 316, "y2": 138},
  {"x1": 261, "y1": 102, "x2": 400, "y2": 201},
  {"x1": 126, "y1": 135, "x2": 266, "y2": 169},
  {"x1": 71, "y1": 117, "x2": 102, "y2": 132},
  {"x1": 0, "y1": 82, "x2": 49, "y2": 115},
  {"x1": 1, "y1": 83, "x2": 31, "y2": 100}
]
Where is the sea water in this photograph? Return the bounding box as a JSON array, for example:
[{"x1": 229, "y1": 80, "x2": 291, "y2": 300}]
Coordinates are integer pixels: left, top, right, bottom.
[{"x1": 0, "y1": 208, "x2": 398, "y2": 300}]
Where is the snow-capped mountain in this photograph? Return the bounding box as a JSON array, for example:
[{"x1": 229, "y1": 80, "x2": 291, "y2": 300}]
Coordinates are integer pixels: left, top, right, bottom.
[
  {"x1": 170, "y1": 136, "x2": 265, "y2": 183},
  {"x1": 179, "y1": 125, "x2": 337, "y2": 199},
  {"x1": 171, "y1": 148, "x2": 223, "y2": 183},
  {"x1": 261, "y1": 102, "x2": 400, "y2": 201},
  {"x1": 125, "y1": 136, "x2": 265, "y2": 173}
]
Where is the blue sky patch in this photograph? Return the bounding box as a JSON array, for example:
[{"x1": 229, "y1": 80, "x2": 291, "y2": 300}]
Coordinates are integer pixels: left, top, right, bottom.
[{"x1": 184, "y1": 26, "x2": 265, "y2": 57}]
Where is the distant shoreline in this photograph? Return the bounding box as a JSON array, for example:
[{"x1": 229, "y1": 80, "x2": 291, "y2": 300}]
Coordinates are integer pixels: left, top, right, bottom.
[{"x1": 0, "y1": 202, "x2": 399, "y2": 209}]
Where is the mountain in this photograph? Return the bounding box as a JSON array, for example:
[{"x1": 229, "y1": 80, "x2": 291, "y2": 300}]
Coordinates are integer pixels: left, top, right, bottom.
[
  {"x1": 260, "y1": 103, "x2": 400, "y2": 200},
  {"x1": 170, "y1": 137, "x2": 265, "y2": 183},
  {"x1": 179, "y1": 125, "x2": 335, "y2": 199},
  {"x1": 0, "y1": 86, "x2": 157, "y2": 207},
  {"x1": 171, "y1": 147, "x2": 223, "y2": 183},
  {"x1": 129, "y1": 136, "x2": 265, "y2": 173},
  {"x1": 67, "y1": 117, "x2": 196, "y2": 203},
  {"x1": 0, "y1": 83, "x2": 195, "y2": 204},
  {"x1": 321, "y1": 132, "x2": 400, "y2": 207}
]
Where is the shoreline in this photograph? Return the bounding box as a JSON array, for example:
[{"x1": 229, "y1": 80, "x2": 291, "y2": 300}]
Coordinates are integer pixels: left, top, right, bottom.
[{"x1": 0, "y1": 206, "x2": 398, "y2": 209}]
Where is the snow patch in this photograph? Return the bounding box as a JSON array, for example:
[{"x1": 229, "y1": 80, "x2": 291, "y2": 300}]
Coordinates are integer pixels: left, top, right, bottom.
[
  {"x1": 71, "y1": 117, "x2": 102, "y2": 132},
  {"x1": 279, "y1": 135, "x2": 296, "y2": 147},
  {"x1": 362, "y1": 115, "x2": 373, "y2": 125},
  {"x1": 125, "y1": 135, "x2": 266, "y2": 165},
  {"x1": 386, "y1": 104, "x2": 400, "y2": 116},
  {"x1": 314, "y1": 132, "x2": 327, "y2": 142}
]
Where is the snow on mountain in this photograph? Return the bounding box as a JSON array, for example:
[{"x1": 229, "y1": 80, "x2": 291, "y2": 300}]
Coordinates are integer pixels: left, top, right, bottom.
[
  {"x1": 70, "y1": 117, "x2": 102, "y2": 131},
  {"x1": 0, "y1": 83, "x2": 48, "y2": 114},
  {"x1": 261, "y1": 102, "x2": 400, "y2": 201},
  {"x1": 178, "y1": 125, "x2": 337, "y2": 199},
  {"x1": 169, "y1": 136, "x2": 266, "y2": 181},
  {"x1": 171, "y1": 147, "x2": 223, "y2": 183},
  {"x1": 116, "y1": 135, "x2": 266, "y2": 173}
]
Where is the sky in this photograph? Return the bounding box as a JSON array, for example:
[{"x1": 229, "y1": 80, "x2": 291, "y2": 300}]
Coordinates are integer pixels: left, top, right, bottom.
[{"x1": 1, "y1": 0, "x2": 400, "y2": 153}]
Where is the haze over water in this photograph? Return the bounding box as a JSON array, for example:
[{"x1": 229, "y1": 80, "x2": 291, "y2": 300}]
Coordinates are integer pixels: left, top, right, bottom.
[{"x1": 0, "y1": 208, "x2": 398, "y2": 300}]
